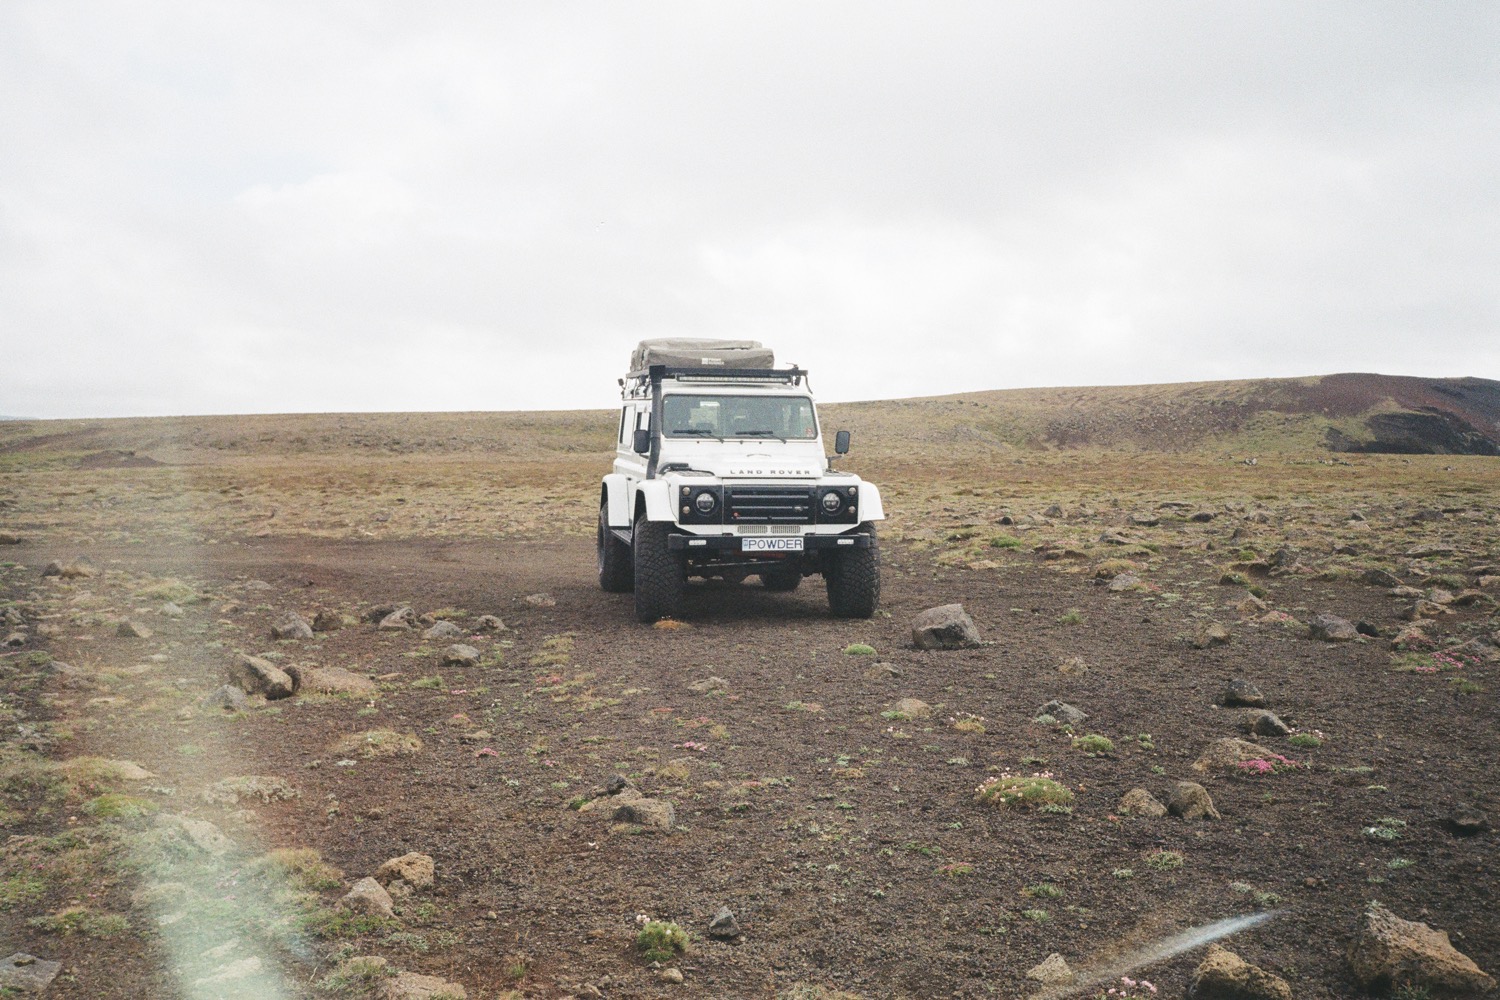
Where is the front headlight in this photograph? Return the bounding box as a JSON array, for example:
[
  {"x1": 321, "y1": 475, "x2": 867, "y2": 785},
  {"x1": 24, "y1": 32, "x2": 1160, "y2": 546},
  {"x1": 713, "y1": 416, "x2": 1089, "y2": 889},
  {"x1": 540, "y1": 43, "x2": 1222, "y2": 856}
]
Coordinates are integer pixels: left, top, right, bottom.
[
  {"x1": 694, "y1": 490, "x2": 718, "y2": 514},
  {"x1": 821, "y1": 491, "x2": 843, "y2": 514}
]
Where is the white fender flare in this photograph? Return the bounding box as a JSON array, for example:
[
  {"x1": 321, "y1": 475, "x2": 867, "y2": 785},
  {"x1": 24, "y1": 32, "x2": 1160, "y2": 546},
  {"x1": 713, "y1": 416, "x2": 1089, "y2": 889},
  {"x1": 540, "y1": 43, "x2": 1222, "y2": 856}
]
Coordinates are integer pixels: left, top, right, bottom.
[
  {"x1": 634, "y1": 479, "x2": 676, "y2": 522},
  {"x1": 857, "y1": 482, "x2": 886, "y2": 522},
  {"x1": 602, "y1": 474, "x2": 631, "y2": 528}
]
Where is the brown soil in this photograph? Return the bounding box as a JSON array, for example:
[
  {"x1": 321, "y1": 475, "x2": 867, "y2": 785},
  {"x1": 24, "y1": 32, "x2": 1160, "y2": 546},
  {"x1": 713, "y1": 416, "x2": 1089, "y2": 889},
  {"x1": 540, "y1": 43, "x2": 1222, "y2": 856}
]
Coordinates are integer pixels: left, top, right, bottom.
[{"x1": 4, "y1": 522, "x2": 1496, "y2": 999}]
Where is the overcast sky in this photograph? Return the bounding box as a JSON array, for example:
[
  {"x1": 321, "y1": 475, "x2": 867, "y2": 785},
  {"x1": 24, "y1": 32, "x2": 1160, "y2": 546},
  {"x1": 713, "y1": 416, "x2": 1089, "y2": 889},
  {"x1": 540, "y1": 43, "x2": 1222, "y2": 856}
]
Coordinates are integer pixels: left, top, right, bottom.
[{"x1": 3, "y1": 3, "x2": 1497, "y2": 419}]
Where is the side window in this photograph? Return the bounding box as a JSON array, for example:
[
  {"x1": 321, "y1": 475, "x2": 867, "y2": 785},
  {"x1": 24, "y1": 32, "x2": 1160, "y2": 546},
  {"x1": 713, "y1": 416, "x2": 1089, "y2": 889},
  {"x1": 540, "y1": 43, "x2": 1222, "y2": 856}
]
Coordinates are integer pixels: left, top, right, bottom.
[{"x1": 617, "y1": 408, "x2": 628, "y2": 445}]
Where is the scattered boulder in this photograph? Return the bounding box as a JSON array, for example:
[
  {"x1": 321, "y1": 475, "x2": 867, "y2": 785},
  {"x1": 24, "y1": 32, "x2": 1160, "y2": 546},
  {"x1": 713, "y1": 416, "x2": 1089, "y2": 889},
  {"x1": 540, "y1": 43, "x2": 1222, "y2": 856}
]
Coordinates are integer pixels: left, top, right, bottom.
[
  {"x1": 1026, "y1": 953, "x2": 1074, "y2": 986},
  {"x1": 1240, "y1": 710, "x2": 1292, "y2": 738},
  {"x1": 311, "y1": 610, "x2": 346, "y2": 632},
  {"x1": 1106, "y1": 572, "x2": 1144, "y2": 592},
  {"x1": 227, "y1": 654, "x2": 297, "y2": 700},
  {"x1": 423, "y1": 621, "x2": 465, "y2": 640},
  {"x1": 382, "y1": 971, "x2": 468, "y2": 1000},
  {"x1": 688, "y1": 676, "x2": 728, "y2": 695},
  {"x1": 271, "y1": 613, "x2": 314, "y2": 640},
  {"x1": 1447, "y1": 803, "x2": 1489, "y2": 837},
  {"x1": 524, "y1": 593, "x2": 556, "y2": 607},
  {"x1": 200, "y1": 685, "x2": 250, "y2": 713},
  {"x1": 911, "y1": 604, "x2": 983, "y2": 649},
  {"x1": 1037, "y1": 700, "x2": 1088, "y2": 725},
  {"x1": 614, "y1": 797, "x2": 676, "y2": 830},
  {"x1": 43, "y1": 557, "x2": 96, "y2": 579},
  {"x1": 1309, "y1": 613, "x2": 1359, "y2": 642},
  {"x1": 1407, "y1": 600, "x2": 1453, "y2": 621},
  {"x1": 342, "y1": 877, "x2": 395, "y2": 919},
  {"x1": 0, "y1": 953, "x2": 63, "y2": 994},
  {"x1": 116, "y1": 619, "x2": 153, "y2": 639},
  {"x1": 159, "y1": 601, "x2": 185, "y2": 619},
  {"x1": 1168, "y1": 781, "x2": 1222, "y2": 820},
  {"x1": 299, "y1": 666, "x2": 377, "y2": 696},
  {"x1": 378, "y1": 607, "x2": 417, "y2": 631},
  {"x1": 1362, "y1": 568, "x2": 1403, "y2": 588},
  {"x1": 376, "y1": 852, "x2": 435, "y2": 890},
  {"x1": 1391, "y1": 623, "x2": 1434, "y2": 651},
  {"x1": 1191, "y1": 623, "x2": 1232, "y2": 649},
  {"x1": 1, "y1": 632, "x2": 25, "y2": 648},
  {"x1": 1056, "y1": 655, "x2": 1089, "y2": 676},
  {"x1": 1187, "y1": 944, "x2": 1292, "y2": 1000},
  {"x1": 202, "y1": 775, "x2": 300, "y2": 806},
  {"x1": 1218, "y1": 679, "x2": 1267, "y2": 708},
  {"x1": 0, "y1": 532, "x2": 21, "y2": 545},
  {"x1": 1348, "y1": 902, "x2": 1495, "y2": 996},
  {"x1": 474, "y1": 614, "x2": 506, "y2": 630},
  {"x1": 892, "y1": 698, "x2": 932, "y2": 720},
  {"x1": 1193, "y1": 738, "x2": 1274, "y2": 774},
  {"x1": 1117, "y1": 788, "x2": 1168, "y2": 818},
  {"x1": 707, "y1": 906, "x2": 742, "y2": 940},
  {"x1": 443, "y1": 644, "x2": 480, "y2": 667}
]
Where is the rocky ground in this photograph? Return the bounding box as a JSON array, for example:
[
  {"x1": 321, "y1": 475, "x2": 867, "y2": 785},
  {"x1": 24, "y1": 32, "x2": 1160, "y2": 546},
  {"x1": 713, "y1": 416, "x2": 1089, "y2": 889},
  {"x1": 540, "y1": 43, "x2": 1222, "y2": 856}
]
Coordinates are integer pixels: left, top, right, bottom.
[{"x1": 1, "y1": 441, "x2": 1497, "y2": 999}]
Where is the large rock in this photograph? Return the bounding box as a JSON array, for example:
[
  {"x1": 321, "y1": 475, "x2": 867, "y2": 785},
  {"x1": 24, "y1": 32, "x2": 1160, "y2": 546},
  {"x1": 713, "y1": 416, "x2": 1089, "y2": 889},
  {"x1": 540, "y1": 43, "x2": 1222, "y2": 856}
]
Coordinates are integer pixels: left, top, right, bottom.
[
  {"x1": 378, "y1": 607, "x2": 417, "y2": 631},
  {"x1": 1026, "y1": 953, "x2": 1074, "y2": 985},
  {"x1": 423, "y1": 620, "x2": 465, "y2": 640},
  {"x1": 911, "y1": 604, "x2": 983, "y2": 650},
  {"x1": 1309, "y1": 613, "x2": 1359, "y2": 642},
  {"x1": 707, "y1": 906, "x2": 742, "y2": 940},
  {"x1": 1037, "y1": 700, "x2": 1088, "y2": 725},
  {"x1": 1348, "y1": 902, "x2": 1495, "y2": 996},
  {"x1": 1240, "y1": 710, "x2": 1292, "y2": 737},
  {"x1": 891, "y1": 698, "x2": 932, "y2": 720},
  {"x1": 614, "y1": 796, "x2": 676, "y2": 830},
  {"x1": 442, "y1": 644, "x2": 480, "y2": 667},
  {"x1": 1187, "y1": 945, "x2": 1292, "y2": 1000},
  {"x1": 1218, "y1": 679, "x2": 1266, "y2": 708},
  {"x1": 375, "y1": 852, "x2": 435, "y2": 889},
  {"x1": 1168, "y1": 781, "x2": 1222, "y2": 820},
  {"x1": 299, "y1": 666, "x2": 377, "y2": 696},
  {"x1": 227, "y1": 654, "x2": 297, "y2": 700}
]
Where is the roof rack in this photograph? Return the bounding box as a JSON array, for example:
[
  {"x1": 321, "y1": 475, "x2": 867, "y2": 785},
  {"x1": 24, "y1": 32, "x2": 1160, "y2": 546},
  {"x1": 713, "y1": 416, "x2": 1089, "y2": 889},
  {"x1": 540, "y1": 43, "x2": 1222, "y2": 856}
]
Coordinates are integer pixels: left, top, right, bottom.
[{"x1": 623, "y1": 365, "x2": 807, "y2": 397}]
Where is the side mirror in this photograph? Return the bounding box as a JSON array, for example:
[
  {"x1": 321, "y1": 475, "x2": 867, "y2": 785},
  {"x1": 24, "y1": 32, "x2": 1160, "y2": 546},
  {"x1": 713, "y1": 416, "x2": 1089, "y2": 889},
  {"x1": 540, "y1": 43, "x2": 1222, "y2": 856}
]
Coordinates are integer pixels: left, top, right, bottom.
[
  {"x1": 834, "y1": 430, "x2": 851, "y2": 455},
  {"x1": 632, "y1": 428, "x2": 652, "y2": 455}
]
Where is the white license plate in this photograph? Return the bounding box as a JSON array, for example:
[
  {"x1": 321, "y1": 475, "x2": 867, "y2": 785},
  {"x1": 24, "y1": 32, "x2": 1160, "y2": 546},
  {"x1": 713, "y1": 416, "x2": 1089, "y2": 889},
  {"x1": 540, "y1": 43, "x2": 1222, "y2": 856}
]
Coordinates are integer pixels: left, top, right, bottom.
[{"x1": 742, "y1": 536, "x2": 804, "y2": 552}]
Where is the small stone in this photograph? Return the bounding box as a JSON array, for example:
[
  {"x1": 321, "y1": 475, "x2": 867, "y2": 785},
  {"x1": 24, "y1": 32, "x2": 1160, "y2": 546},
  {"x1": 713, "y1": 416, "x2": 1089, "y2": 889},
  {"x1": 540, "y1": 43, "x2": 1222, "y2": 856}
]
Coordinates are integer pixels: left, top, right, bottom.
[
  {"x1": 160, "y1": 602, "x2": 185, "y2": 619},
  {"x1": 524, "y1": 593, "x2": 556, "y2": 607},
  {"x1": 1168, "y1": 781, "x2": 1222, "y2": 820},
  {"x1": 227, "y1": 654, "x2": 297, "y2": 700},
  {"x1": 117, "y1": 619, "x2": 153, "y2": 639},
  {"x1": 1191, "y1": 623, "x2": 1232, "y2": 648},
  {"x1": 1309, "y1": 613, "x2": 1359, "y2": 641},
  {"x1": 299, "y1": 666, "x2": 377, "y2": 696},
  {"x1": 443, "y1": 644, "x2": 480, "y2": 667},
  {"x1": 1362, "y1": 568, "x2": 1402, "y2": 588},
  {"x1": 892, "y1": 698, "x2": 932, "y2": 719},
  {"x1": 382, "y1": 971, "x2": 468, "y2": 999},
  {"x1": 474, "y1": 614, "x2": 506, "y2": 630},
  {"x1": 423, "y1": 620, "x2": 465, "y2": 640},
  {"x1": 658, "y1": 968, "x2": 684, "y2": 984},
  {"x1": 1026, "y1": 953, "x2": 1074, "y2": 985},
  {"x1": 688, "y1": 676, "x2": 728, "y2": 694},
  {"x1": 910, "y1": 604, "x2": 983, "y2": 649},
  {"x1": 201, "y1": 685, "x2": 250, "y2": 713},
  {"x1": 707, "y1": 906, "x2": 742, "y2": 939},
  {"x1": 1107, "y1": 572, "x2": 1144, "y2": 592},
  {"x1": 1056, "y1": 655, "x2": 1089, "y2": 676},
  {"x1": 1187, "y1": 944, "x2": 1292, "y2": 1000},
  {"x1": 1193, "y1": 738, "x2": 1274, "y2": 774},
  {"x1": 614, "y1": 796, "x2": 675, "y2": 830},
  {"x1": 0, "y1": 953, "x2": 63, "y2": 993},
  {"x1": 1037, "y1": 700, "x2": 1087, "y2": 725},
  {"x1": 1117, "y1": 788, "x2": 1167, "y2": 818},
  {"x1": 1240, "y1": 710, "x2": 1292, "y2": 737},
  {"x1": 1219, "y1": 678, "x2": 1266, "y2": 708},
  {"x1": 311, "y1": 609, "x2": 345, "y2": 632}
]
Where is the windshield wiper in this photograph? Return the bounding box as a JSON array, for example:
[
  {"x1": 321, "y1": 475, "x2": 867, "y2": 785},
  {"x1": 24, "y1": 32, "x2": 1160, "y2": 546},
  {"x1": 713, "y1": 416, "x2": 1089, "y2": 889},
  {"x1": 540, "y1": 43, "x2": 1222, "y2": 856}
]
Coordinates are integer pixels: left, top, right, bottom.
[
  {"x1": 738, "y1": 430, "x2": 787, "y2": 442},
  {"x1": 673, "y1": 428, "x2": 719, "y2": 438}
]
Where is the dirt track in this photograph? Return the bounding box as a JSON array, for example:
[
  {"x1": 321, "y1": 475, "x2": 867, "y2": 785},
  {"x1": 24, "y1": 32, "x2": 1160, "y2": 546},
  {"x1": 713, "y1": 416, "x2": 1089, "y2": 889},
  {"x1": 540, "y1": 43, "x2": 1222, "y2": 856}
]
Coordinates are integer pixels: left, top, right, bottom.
[{"x1": 4, "y1": 525, "x2": 1496, "y2": 999}]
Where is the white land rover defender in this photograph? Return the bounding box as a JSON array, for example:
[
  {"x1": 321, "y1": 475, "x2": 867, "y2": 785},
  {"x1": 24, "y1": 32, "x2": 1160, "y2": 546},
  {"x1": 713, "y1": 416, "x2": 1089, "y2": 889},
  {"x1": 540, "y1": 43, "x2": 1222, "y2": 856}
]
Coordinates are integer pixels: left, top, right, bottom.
[{"x1": 598, "y1": 339, "x2": 884, "y2": 622}]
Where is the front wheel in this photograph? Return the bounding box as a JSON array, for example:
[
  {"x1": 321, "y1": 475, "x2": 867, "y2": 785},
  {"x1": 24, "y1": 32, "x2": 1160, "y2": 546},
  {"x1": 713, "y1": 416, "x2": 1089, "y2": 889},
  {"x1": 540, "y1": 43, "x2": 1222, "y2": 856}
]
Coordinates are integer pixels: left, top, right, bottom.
[
  {"x1": 633, "y1": 514, "x2": 685, "y2": 622},
  {"x1": 597, "y1": 503, "x2": 633, "y2": 593},
  {"x1": 825, "y1": 524, "x2": 880, "y2": 618}
]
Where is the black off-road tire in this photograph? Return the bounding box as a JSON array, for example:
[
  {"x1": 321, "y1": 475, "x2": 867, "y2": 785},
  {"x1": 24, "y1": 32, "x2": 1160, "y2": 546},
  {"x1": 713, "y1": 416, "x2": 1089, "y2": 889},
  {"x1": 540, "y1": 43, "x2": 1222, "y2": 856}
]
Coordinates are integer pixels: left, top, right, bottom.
[
  {"x1": 760, "y1": 567, "x2": 802, "y2": 591},
  {"x1": 597, "y1": 503, "x2": 633, "y2": 593},
  {"x1": 633, "y1": 514, "x2": 685, "y2": 622},
  {"x1": 825, "y1": 524, "x2": 881, "y2": 618}
]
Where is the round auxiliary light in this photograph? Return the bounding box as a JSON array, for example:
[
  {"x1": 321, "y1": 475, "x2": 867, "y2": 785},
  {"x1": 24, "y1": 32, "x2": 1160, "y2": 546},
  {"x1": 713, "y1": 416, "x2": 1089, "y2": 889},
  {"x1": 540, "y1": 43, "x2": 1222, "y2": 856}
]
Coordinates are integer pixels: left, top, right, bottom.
[
  {"x1": 821, "y1": 491, "x2": 843, "y2": 514},
  {"x1": 694, "y1": 491, "x2": 717, "y2": 514}
]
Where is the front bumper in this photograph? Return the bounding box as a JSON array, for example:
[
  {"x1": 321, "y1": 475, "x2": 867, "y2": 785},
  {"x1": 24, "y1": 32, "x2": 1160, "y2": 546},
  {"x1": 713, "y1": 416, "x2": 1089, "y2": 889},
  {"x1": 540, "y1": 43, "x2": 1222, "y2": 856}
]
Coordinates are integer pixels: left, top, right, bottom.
[{"x1": 667, "y1": 531, "x2": 873, "y2": 552}]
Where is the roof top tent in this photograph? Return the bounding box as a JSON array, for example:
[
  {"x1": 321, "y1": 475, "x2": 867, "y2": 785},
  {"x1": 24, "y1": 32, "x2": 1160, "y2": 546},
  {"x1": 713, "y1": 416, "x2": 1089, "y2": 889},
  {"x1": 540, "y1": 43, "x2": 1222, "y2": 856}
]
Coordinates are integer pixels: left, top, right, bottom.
[{"x1": 630, "y1": 339, "x2": 775, "y2": 372}]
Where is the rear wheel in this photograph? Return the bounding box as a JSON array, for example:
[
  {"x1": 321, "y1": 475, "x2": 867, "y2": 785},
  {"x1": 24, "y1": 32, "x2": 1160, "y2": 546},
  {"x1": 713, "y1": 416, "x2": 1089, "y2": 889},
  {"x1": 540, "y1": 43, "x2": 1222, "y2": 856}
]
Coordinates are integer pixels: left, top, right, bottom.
[
  {"x1": 597, "y1": 503, "x2": 633, "y2": 593},
  {"x1": 633, "y1": 514, "x2": 685, "y2": 622},
  {"x1": 825, "y1": 524, "x2": 880, "y2": 618}
]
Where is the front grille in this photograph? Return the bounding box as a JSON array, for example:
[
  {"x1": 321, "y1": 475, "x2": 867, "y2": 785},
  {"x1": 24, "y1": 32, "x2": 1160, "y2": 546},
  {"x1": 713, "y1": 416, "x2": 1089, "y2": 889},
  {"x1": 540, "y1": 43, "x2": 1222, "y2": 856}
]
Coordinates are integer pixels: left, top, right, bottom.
[{"x1": 726, "y1": 486, "x2": 815, "y2": 524}]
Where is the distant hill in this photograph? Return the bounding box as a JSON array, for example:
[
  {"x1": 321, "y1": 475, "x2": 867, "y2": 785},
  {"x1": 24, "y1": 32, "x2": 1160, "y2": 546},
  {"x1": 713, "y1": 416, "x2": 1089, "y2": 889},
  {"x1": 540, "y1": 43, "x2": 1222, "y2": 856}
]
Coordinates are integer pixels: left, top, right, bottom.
[
  {"x1": 829, "y1": 373, "x2": 1500, "y2": 457},
  {"x1": 0, "y1": 374, "x2": 1495, "y2": 465}
]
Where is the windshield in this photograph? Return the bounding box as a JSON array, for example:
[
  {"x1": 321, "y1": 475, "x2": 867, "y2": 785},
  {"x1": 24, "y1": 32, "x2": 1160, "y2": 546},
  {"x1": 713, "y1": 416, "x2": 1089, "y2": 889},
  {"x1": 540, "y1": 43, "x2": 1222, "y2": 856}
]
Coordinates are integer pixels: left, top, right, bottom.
[{"x1": 661, "y1": 394, "x2": 818, "y2": 440}]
